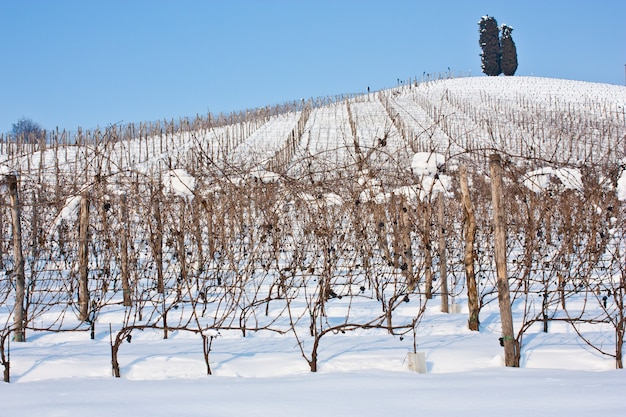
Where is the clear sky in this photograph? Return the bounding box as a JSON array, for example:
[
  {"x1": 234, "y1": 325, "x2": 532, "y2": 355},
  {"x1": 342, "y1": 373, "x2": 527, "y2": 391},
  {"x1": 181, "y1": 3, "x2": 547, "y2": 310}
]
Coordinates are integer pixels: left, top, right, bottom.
[{"x1": 1, "y1": 0, "x2": 625, "y2": 134}]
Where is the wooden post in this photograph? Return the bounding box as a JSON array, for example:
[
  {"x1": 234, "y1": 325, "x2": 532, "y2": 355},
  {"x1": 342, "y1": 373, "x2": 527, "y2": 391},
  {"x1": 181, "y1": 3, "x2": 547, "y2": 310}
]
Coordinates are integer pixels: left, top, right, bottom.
[
  {"x1": 0, "y1": 196, "x2": 4, "y2": 270},
  {"x1": 191, "y1": 197, "x2": 204, "y2": 287},
  {"x1": 151, "y1": 193, "x2": 164, "y2": 294},
  {"x1": 7, "y1": 175, "x2": 25, "y2": 342},
  {"x1": 438, "y1": 192, "x2": 449, "y2": 312},
  {"x1": 489, "y1": 154, "x2": 518, "y2": 367},
  {"x1": 120, "y1": 194, "x2": 131, "y2": 307},
  {"x1": 175, "y1": 202, "x2": 187, "y2": 303},
  {"x1": 423, "y1": 201, "x2": 433, "y2": 299},
  {"x1": 398, "y1": 197, "x2": 415, "y2": 291},
  {"x1": 373, "y1": 204, "x2": 392, "y2": 274},
  {"x1": 78, "y1": 193, "x2": 90, "y2": 322},
  {"x1": 460, "y1": 165, "x2": 480, "y2": 330}
]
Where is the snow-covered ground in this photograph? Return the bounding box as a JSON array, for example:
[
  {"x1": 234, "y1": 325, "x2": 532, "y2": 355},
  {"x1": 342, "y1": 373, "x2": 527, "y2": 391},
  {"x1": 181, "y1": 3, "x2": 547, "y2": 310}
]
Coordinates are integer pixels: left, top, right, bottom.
[
  {"x1": 1, "y1": 76, "x2": 626, "y2": 416},
  {"x1": 4, "y1": 369, "x2": 623, "y2": 417},
  {"x1": 1, "y1": 300, "x2": 624, "y2": 416}
]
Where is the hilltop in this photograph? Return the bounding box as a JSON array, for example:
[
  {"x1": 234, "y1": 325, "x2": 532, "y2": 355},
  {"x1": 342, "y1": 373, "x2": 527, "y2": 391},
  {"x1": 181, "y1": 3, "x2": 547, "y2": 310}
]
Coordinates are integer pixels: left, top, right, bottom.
[{"x1": 4, "y1": 76, "x2": 625, "y2": 183}]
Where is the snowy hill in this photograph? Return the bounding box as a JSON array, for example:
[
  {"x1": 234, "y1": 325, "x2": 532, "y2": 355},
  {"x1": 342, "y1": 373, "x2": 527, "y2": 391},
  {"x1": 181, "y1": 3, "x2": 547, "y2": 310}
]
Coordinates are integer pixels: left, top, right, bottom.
[
  {"x1": 3, "y1": 76, "x2": 625, "y2": 177},
  {"x1": 0, "y1": 76, "x2": 625, "y2": 416}
]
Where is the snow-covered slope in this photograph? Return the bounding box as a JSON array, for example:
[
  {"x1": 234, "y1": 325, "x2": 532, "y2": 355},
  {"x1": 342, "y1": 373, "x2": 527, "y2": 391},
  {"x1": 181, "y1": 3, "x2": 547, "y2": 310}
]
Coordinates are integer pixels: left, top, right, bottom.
[
  {"x1": 1, "y1": 76, "x2": 625, "y2": 416},
  {"x1": 2, "y1": 76, "x2": 624, "y2": 179}
]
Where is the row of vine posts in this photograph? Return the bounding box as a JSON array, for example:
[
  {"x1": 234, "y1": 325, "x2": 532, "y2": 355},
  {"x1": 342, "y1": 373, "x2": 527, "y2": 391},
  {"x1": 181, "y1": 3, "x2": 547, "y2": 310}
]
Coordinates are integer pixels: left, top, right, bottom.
[{"x1": 1, "y1": 84, "x2": 624, "y2": 382}]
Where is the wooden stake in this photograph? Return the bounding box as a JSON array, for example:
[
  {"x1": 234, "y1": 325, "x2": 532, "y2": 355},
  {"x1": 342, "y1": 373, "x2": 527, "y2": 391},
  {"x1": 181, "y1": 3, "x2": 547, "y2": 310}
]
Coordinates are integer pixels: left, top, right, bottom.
[
  {"x1": 423, "y1": 201, "x2": 433, "y2": 299},
  {"x1": 7, "y1": 175, "x2": 25, "y2": 342},
  {"x1": 489, "y1": 154, "x2": 518, "y2": 367},
  {"x1": 460, "y1": 165, "x2": 480, "y2": 330},
  {"x1": 78, "y1": 193, "x2": 90, "y2": 322},
  {"x1": 152, "y1": 193, "x2": 164, "y2": 294},
  {"x1": 120, "y1": 194, "x2": 131, "y2": 307},
  {"x1": 438, "y1": 192, "x2": 449, "y2": 312}
]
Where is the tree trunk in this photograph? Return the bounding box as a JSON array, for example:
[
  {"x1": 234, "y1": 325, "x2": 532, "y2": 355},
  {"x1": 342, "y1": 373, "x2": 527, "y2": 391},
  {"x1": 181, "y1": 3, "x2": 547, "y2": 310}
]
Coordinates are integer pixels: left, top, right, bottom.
[
  {"x1": 460, "y1": 165, "x2": 480, "y2": 330},
  {"x1": 78, "y1": 193, "x2": 90, "y2": 322},
  {"x1": 111, "y1": 342, "x2": 121, "y2": 378},
  {"x1": 8, "y1": 175, "x2": 25, "y2": 342},
  {"x1": 309, "y1": 335, "x2": 320, "y2": 372},
  {"x1": 202, "y1": 334, "x2": 213, "y2": 375},
  {"x1": 489, "y1": 154, "x2": 518, "y2": 367}
]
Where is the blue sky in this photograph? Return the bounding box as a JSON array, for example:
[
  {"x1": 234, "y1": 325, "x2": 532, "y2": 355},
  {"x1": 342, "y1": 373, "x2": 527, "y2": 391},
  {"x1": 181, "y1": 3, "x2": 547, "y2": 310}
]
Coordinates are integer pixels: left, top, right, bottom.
[{"x1": 1, "y1": 0, "x2": 625, "y2": 134}]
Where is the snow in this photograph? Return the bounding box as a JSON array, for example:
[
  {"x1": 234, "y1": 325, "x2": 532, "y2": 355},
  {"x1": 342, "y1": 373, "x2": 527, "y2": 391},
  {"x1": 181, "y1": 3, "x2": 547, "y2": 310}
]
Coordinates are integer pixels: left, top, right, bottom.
[
  {"x1": 249, "y1": 167, "x2": 282, "y2": 183},
  {"x1": 2, "y1": 369, "x2": 623, "y2": 417},
  {"x1": 53, "y1": 195, "x2": 82, "y2": 225},
  {"x1": 162, "y1": 168, "x2": 196, "y2": 199},
  {"x1": 522, "y1": 166, "x2": 583, "y2": 193},
  {"x1": 410, "y1": 151, "x2": 445, "y2": 177},
  {"x1": 298, "y1": 191, "x2": 344, "y2": 207},
  {"x1": 617, "y1": 165, "x2": 626, "y2": 201},
  {"x1": 1, "y1": 303, "x2": 623, "y2": 416},
  {"x1": 1, "y1": 76, "x2": 626, "y2": 416},
  {"x1": 407, "y1": 151, "x2": 452, "y2": 200},
  {"x1": 229, "y1": 112, "x2": 300, "y2": 169}
]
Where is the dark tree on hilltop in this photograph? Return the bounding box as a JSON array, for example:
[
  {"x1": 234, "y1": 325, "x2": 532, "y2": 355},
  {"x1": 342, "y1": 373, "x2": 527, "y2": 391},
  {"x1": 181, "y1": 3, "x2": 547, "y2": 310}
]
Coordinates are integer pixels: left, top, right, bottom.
[
  {"x1": 500, "y1": 25, "x2": 518, "y2": 76},
  {"x1": 11, "y1": 117, "x2": 44, "y2": 142},
  {"x1": 479, "y1": 16, "x2": 501, "y2": 76}
]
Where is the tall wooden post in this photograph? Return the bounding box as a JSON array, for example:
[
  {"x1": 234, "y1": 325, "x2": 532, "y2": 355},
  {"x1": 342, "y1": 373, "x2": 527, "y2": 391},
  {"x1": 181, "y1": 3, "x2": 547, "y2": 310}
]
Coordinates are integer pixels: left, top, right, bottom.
[
  {"x1": 438, "y1": 192, "x2": 449, "y2": 312},
  {"x1": 399, "y1": 197, "x2": 415, "y2": 291},
  {"x1": 191, "y1": 197, "x2": 204, "y2": 289},
  {"x1": 460, "y1": 165, "x2": 480, "y2": 330},
  {"x1": 120, "y1": 194, "x2": 131, "y2": 307},
  {"x1": 423, "y1": 201, "x2": 433, "y2": 299},
  {"x1": 175, "y1": 202, "x2": 187, "y2": 303},
  {"x1": 78, "y1": 193, "x2": 90, "y2": 322},
  {"x1": 7, "y1": 175, "x2": 25, "y2": 342},
  {"x1": 151, "y1": 194, "x2": 164, "y2": 294},
  {"x1": 489, "y1": 154, "x2": 518, "y2": 367}
]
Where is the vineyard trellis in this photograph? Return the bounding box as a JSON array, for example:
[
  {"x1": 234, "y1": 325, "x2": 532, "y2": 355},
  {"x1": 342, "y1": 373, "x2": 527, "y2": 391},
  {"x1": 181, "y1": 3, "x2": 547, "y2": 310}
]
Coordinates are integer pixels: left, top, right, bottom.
[{"x1": 1, "y1": 76, "x2": 625, "y2": 382}]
